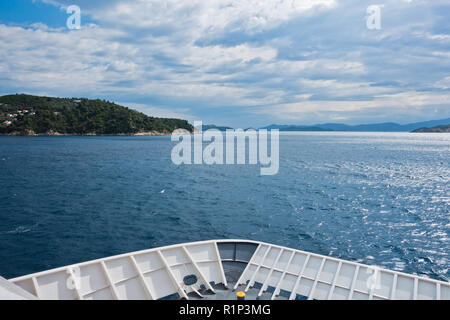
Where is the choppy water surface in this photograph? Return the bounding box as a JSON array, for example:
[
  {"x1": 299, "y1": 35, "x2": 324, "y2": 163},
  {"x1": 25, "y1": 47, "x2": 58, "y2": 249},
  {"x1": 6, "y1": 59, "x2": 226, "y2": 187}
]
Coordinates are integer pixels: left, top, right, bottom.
[{"x1": 0, "y1": 133, "x2": 448, "y2": 280}]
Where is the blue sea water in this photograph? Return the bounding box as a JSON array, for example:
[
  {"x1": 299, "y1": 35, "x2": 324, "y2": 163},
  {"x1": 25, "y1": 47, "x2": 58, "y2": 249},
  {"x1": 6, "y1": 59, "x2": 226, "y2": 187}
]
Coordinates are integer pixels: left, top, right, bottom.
[{"x1": 0, "y1": 133, "x2": 448, "y2": 281}]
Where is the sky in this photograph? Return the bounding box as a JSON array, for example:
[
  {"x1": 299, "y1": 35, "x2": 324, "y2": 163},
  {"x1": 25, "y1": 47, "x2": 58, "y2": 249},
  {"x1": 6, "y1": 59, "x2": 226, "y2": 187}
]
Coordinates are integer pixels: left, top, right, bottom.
[{"x1": 0, "y1": 0, "x2": 449, "y2": 127}]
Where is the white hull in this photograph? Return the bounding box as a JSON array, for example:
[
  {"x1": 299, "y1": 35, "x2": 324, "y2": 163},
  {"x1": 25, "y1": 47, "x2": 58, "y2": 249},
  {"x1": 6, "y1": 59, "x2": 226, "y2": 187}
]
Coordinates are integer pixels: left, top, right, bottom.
[{"x1": 3, "y1": 239, "x2": 449, "y2": 300}]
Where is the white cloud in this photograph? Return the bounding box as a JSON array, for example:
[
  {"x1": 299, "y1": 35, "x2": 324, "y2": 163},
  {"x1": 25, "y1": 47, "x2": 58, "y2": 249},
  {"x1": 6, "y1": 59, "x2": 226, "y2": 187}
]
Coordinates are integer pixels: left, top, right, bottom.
[
  {"x1": 413, "y1": 32, "x2": 450, "y2": 42},
  {"x1": 119, "y1": 102, "x2": 197, "y2": 122},
  {"x1": 431, "y1": 51, "x2": 450, "y2": 59},
  {"x1": 1, "y1": 0, "x2": 449, "y2": 126},
  {"x1": 83, "y1": 0, "x2": 337, "y2": 35},
  {"x1": 434, "y1": 77, "x2": 450, "y2": 90},
  {"x1": 254, "y1": 91, "x2": 450, "y2": 121}
]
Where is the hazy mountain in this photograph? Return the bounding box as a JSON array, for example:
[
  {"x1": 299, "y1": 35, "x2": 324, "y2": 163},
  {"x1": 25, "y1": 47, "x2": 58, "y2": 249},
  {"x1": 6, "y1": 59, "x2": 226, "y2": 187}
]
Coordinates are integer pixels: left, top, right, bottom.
[
  {"x1": 261, "y1": 118, "x2": 450, "y2": 132},
  {"x1": 201, "y1": 124, "x2": 234, "y2": 131},
  {"x1": 261, "y1": 124, "x2": 331, "y2": 131}
]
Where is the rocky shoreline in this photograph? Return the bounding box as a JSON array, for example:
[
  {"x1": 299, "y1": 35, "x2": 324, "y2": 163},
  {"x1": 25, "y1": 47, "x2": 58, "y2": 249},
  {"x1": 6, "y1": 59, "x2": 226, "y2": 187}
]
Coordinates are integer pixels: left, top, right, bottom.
[{"x1": 0, "y1": 130, "x2": 173, "y2": 136}]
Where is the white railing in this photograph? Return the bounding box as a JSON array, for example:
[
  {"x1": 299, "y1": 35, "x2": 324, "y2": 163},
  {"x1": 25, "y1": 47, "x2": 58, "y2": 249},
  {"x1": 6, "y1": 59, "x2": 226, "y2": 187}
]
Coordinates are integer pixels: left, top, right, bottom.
[{"x1": 5, "y1": 239, "x2": 450, "y2": 300}]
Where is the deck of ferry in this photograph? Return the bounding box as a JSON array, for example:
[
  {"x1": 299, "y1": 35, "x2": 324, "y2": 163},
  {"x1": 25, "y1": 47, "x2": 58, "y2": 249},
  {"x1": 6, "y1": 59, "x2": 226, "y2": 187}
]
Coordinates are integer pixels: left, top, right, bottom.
[{"x1": 2, "y1": 240, "x2": 449, "y2": 300}]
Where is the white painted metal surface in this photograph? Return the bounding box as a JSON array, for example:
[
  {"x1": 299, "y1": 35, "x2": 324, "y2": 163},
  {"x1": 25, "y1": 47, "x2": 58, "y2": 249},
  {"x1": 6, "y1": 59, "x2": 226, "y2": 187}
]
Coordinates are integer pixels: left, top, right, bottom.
[
  {"x1": 233, "y1": 241, "x2": 450, "y2": 300},
  {"x1": 0, "y1": 276, "x2": 38, "y2": 300},
  {"x1": 5, "y1": 240, "x2": 450, "y2": 300},
  {"x1": 9, "y1": 240, "x2": 226, "y2": 300}
]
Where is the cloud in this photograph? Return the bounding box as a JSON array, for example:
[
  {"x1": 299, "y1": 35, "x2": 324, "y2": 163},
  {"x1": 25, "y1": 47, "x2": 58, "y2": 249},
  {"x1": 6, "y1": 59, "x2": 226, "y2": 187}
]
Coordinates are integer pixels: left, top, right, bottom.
[
  {"x1": 253, "y1": 90, "x2": 450, "y2": 124},
  {"x1": 0, "y1": 0, "x2": 449, "y2": 126},
  {"x1": 434, "y1": 77, "x2": 450, "y2": 90},
  {"x1": 42, "y1": 0, "x2": 337, "y2": 33},
  {"x1": 119, "y1": 101, "x2": 197, "y2": 122}
]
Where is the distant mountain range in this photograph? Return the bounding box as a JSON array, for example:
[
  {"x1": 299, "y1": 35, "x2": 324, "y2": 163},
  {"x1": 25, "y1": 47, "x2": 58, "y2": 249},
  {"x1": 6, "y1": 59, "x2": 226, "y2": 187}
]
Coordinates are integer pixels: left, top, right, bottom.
[
  {"x1": 205, "y1": 118, "x2": 450, "y2": 133},
  {"x1": 260, "y1": 118, "x2": 450, "y2": 132},
  {"x1": 201, "y1": 124, "x2": 258, "y2": 131}
]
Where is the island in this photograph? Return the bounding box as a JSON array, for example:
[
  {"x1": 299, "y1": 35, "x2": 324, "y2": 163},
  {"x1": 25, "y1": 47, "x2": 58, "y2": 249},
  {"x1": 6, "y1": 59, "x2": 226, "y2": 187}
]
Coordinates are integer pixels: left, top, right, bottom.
[
  {"x1": 0, "y1": 94, "x2": 193, "y2": 136},
  {"x1": 201, "y1": 124, "x2": 234, "y2": 131},
  {"x1": 411, "y1": 125, "x2": 450, "y2": 133}
]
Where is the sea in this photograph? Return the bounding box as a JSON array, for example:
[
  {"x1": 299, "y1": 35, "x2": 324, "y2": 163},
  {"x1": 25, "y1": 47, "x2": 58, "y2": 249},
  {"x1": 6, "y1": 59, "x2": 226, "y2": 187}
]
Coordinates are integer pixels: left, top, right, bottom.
[{"x1": 0, "y1": 132, "x2": 448, "y2": 281}]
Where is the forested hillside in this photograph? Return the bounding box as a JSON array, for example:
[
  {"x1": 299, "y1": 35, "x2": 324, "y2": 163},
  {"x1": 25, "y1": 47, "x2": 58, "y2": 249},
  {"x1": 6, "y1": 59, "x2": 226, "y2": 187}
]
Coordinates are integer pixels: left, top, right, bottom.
[{"x1": 0, "y1": 94, "x2": 193, "y2": 135}]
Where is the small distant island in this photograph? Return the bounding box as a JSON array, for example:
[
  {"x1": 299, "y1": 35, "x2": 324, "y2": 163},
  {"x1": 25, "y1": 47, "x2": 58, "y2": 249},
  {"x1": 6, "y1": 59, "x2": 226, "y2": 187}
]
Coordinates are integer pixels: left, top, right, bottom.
[
  {"x1": 411, "y1": 124, "x2": 450, "y2": 133},
  {"x1": 201, "y1": 124, "x2": 234, "y2": 131},
  {"x1": 0, "y1": 94, "x2": 193, "y2": 136}
]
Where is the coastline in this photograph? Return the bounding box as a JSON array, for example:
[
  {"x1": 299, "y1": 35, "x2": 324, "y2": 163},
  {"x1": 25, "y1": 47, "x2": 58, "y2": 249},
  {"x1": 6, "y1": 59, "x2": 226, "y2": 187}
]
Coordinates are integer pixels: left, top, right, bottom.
[
  {"x1": 2, "y1": 130, "x2": 450, "y2": 136},
  {"x1": 0, "y1": 130, "x2": 173, "y2": 137}
]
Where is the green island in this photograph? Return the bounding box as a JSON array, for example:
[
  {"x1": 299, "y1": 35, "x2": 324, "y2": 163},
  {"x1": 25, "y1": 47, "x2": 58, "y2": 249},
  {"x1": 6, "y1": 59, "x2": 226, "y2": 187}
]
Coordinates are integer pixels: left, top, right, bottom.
[
  {"x1": 412, "y1": 124, "x2": 450, "y2": 133},
  {"x1": 0, "y1": 94, "x2": 193, "y2": 136}
]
